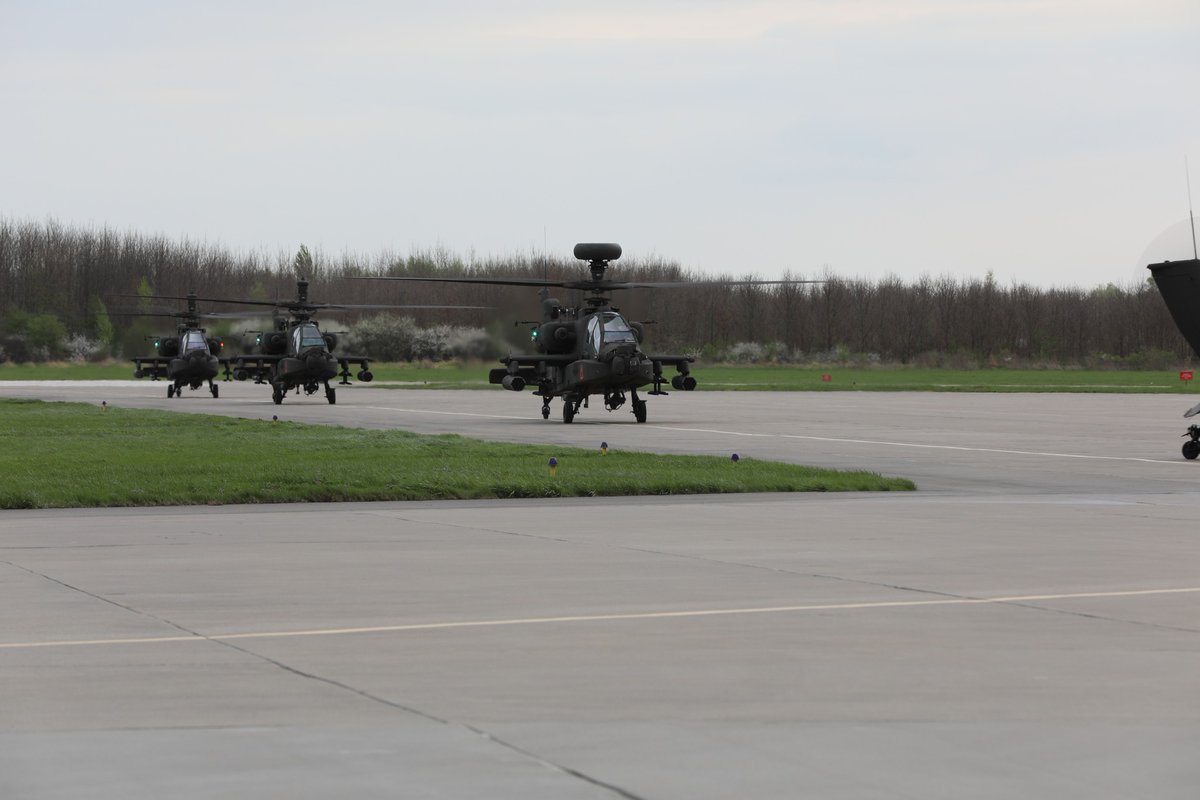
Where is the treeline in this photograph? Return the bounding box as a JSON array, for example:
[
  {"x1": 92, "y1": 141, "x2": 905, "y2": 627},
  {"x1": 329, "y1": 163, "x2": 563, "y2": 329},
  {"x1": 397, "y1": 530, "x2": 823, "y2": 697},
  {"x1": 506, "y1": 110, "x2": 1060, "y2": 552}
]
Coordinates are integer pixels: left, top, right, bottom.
[{"x1": 0, "y1": 218, "x2": 1190, "y2": 366}]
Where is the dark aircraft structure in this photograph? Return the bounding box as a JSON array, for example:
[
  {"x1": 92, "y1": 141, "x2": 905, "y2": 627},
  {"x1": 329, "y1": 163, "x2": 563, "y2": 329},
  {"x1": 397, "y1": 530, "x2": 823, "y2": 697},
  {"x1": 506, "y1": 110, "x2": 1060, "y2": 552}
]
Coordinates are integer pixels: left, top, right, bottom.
[
  {"x1": 1147, "y1": 257, "x2": 1200, "y2": 457},
  {"x1": 358, "y1": 242, "x2": 819, "y2": 423},
  {"x1": 152, "y1": 279, "x2": 483, "y2": 405},
  {"x1": 121, "y1": 292, "x2": 231, "y2": 398}
]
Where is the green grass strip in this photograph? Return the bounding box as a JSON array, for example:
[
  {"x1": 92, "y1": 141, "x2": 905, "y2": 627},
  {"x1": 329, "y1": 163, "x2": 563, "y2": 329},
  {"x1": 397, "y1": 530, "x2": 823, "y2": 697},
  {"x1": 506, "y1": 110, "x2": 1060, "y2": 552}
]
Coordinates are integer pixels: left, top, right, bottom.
[
  {"x1": 0, "y1": 399, "x2": 912, "y2": 509},
  {"x1": 361, "y1": 364, "x2": 1200, "y2": 393},
  {"x1": 11, "y1": 362, "x2": 1195, "y2": 393}
]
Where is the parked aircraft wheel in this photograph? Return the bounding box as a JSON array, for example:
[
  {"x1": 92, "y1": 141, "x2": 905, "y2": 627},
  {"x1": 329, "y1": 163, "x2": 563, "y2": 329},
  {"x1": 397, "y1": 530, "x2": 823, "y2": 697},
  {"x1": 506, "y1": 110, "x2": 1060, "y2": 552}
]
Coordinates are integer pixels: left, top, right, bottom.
[
  {"x1": 562, "y1": 403, "x2": 575, "y2": 424},
  {"x1": 272, "y1": 386, "x2": 283, "y2": 405},
  {"x1": 1183, "y1": 441, "x2": 1199, "y2": 460},
  {"x1": 167, "y1": 385, "x2": 175, "y2": 398},
  {"x1": 541, "y1": 405, "x2": 550, "y2": 419},
  {"x1": 326, "y1": 387, "x2": 337, "y2": 405},
  {"x1": 210, "y1": 384, "x2": 219, "y2": 398},
  {"x1": 633, "y1": 399, "x2": 647, "y2": 423}
]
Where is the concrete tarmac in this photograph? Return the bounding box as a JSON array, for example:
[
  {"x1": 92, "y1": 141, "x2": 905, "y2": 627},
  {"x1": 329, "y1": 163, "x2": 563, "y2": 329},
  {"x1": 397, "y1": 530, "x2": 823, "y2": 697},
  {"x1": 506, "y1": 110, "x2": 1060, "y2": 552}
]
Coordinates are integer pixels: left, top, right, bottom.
[{"x1": 2, "y1": 381, "x2": 1199, "y2": 798}]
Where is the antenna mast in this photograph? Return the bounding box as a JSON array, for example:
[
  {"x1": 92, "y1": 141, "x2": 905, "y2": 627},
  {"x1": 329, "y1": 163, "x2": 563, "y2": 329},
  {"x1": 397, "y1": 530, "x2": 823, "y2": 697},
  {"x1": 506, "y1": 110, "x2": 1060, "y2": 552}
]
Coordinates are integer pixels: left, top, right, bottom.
[{"x1": 1188, "y1": 156, "x2": 1199, "y2": 260}]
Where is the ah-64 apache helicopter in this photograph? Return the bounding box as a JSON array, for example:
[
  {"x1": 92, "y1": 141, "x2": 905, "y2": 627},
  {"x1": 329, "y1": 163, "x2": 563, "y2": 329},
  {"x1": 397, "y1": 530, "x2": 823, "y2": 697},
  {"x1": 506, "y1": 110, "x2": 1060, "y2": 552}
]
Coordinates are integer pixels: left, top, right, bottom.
[
  {"x1": 149, "y1": 279, "x2": 484, "y2": 405},
  {"x1": 1148, "y1": 254, "x2": 1200, "y2": 458},
  {"x1": 358, "y1": 242, "x2": 819, "y2": 423},
  {"x1": 117, "y1": 292, "x2": 232, "y2": 398},
  {"x1": 1145, "y1": 197, "x2": 1200, "y2": 458}
]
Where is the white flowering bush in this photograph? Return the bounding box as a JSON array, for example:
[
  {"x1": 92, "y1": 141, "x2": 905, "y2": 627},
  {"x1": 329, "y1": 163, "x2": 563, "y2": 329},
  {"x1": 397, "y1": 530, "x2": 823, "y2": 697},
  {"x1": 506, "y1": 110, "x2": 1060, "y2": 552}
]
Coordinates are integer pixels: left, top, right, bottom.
[
  {"x1": 725, "y1": 341, "x2": 766, "y2": 363},
  {"x1": 64, "y1": 334, "x2": 107, "y2": 362}
]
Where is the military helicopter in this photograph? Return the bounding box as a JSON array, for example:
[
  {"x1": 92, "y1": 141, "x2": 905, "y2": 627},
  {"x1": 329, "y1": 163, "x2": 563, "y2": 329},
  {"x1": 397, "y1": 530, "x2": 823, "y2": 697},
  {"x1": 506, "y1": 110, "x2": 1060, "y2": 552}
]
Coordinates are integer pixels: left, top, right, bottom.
[
  {"x1": 357, "y1": 242, "x2": 820, "y2": 423},
  {"x1": 1147, "y1": 256, "x2": 1200, "y2": 457},
  {"x1": 1145, "y1": 194, "x2": 1200, "y2": 458},
  {"x1": 152, "y1": 279, "x2": 483, "y2": 405},
  {"x1": 117, "y1": 292, "x2": 232, "y2": 399}
]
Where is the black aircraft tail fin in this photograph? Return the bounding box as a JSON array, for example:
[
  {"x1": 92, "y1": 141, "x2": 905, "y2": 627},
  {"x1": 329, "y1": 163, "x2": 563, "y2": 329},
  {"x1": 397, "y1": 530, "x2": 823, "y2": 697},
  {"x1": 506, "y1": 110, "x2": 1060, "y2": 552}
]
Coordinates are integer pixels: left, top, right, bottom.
[{"x1": 1149, "y1": 259, "x2": 1200, "y2": 358}]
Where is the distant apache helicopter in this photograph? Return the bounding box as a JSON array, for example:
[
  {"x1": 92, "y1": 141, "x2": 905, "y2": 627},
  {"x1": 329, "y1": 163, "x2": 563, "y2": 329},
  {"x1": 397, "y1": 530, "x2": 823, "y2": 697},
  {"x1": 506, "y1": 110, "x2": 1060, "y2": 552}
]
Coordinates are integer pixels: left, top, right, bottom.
[
  {"x1": 117, "y1": 292, "x2": 232, "y2": 398},
  {"x1": 357, "y1": 242, "x2": 820, "y2": 423},
  {"x1": 155, "y1": 279, "x2": 484, "y2": 405}
]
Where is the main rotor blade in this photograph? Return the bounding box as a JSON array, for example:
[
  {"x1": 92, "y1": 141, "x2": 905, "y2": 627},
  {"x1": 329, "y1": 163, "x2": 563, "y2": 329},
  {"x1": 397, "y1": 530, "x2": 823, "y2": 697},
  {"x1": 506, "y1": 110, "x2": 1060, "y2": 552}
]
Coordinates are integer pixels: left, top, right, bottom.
[
  {"x1": 107, "y1": 310, "x2": 184, "y2": 319},
  {"x1": 125, "y1": 292, "x2": 488, "y2": 311},
  {"x1": 305, "y1": 303, "x2": 492, "y2": 311},
  {"x1": 352, "y1": 276, "x2": 569, "y2": 288},
  {"x1": 353, "y1": 276, "x2": 822, "y2": 291},
  {"x1": 197, "y1": 311, "x2": 275, "y2": 319},
  {"x1": 582, "y1": 279, "x2": 826, "y2": 290}
]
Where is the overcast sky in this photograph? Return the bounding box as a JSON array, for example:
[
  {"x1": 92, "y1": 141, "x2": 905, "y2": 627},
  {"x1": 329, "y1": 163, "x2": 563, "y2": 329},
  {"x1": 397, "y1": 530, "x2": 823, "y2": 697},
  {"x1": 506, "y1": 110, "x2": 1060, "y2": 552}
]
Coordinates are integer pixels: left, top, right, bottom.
[{"x1": 2, "y1": 1, "x2": 1197, "y2": 285}]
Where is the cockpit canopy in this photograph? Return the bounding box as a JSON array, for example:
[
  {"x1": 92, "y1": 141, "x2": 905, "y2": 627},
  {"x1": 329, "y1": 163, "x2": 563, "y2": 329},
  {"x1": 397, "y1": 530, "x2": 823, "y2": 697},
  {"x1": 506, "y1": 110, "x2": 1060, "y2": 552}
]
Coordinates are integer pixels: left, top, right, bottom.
[
  {"x1": 182, "y1": 330, "x2": 209, "y2": 353},
  {"x1": 294, "y1": 323, "x2": 327, "y2": 351},
  {"x1": 586, "y1": 312, "x2": 638, "y2": 354}
]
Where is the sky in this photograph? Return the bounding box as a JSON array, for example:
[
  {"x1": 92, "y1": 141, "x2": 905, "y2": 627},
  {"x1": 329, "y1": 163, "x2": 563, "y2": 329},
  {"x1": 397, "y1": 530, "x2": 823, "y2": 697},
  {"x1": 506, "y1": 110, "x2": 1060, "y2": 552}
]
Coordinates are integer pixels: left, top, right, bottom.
[{"x1": 2, "y1": 0, "x2": 1198, "y2": 286}]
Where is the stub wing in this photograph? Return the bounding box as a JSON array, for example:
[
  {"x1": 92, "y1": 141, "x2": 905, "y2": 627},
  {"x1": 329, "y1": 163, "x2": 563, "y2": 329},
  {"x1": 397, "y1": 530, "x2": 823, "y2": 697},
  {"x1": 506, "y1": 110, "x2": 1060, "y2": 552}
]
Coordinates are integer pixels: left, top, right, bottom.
[
  {"x1": 645, "y1": 353, "x2": 695, "y2": 368},
  {"x1": 489, "y1": 354, "x2": 576, "y2": 386}
]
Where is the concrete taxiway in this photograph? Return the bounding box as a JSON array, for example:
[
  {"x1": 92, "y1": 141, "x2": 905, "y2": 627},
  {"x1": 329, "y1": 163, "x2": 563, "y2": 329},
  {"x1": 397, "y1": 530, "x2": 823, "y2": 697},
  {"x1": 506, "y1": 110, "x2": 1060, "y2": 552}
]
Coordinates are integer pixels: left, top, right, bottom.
[{"x1": 1, "y1": 382, "x2": 1198, "y2": 798}]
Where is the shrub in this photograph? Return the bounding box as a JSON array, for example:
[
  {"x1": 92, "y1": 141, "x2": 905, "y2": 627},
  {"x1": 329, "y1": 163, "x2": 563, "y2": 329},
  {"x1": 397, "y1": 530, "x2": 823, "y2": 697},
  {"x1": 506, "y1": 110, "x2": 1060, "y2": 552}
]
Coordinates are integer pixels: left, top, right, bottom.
[
  {"x1": 63, "y1": 334, "x2": 107, "y2": 362},
  {"x1": 347, "y1": 314, "x2": 420, "y2": 361},
  {"x1": 725, "y1": 341, "x2": 766, "y2": 363}
]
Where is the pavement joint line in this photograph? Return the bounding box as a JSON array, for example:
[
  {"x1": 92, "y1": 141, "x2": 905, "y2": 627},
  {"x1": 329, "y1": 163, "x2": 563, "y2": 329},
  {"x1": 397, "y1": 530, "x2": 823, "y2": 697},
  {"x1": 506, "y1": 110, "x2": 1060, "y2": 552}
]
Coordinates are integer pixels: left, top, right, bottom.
[
  {"x1": 645, "y1": 425, "x2": 1186, "y2": 465},
  {"x1": 362, "y1": 405, "x2": 528, "y2": 421},
  {"x1": 3, "y1": 586, "x2": 1197, "y2": 650},
  {"x1": 342, "y1": 404, "x2": 1183, "y2": 466}
]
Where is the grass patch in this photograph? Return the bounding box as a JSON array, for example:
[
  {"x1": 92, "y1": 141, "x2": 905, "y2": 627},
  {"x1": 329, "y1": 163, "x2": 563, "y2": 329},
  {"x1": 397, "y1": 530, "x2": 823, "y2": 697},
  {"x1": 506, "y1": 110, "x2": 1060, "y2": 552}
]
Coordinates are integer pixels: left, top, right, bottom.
[
  {"x1": 0, "y1": 362, "x2": 137, "y2": 380},
  {"x1": 690, "y1": 366, "x2": 1200, "y2": 393},
  {"x1": 7, "y1": 361, "x2": 1196, "y2": 394},
  {"x1": 0, "y1": 399, "x2": 912, "y2": 509},
  {"x1": 362, "y1": 364, "x2": 1200, "y2": 393}
]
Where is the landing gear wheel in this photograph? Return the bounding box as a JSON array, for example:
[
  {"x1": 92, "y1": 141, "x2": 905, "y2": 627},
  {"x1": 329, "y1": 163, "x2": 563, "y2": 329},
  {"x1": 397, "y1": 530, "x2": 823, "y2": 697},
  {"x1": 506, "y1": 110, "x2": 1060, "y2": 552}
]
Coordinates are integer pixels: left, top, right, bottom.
[
  {"x1": 633, "y1": 398, "x2": 647, "y2": 423},
  {"x1": 562, "y1": 402, "x2": 575, "y2": 424},
  {"x1": 1183, "y1": 440, "x2": 1200, "y2": 460},
  {"x1": 541, "y1": 404, "x2": 550, "y2": 420},
  {"x1": 210, "y1": 384, "x2": 219, "y2": 398},
  {"x1": 272, "y1": 386, "x2": 284, "y2": 405},
  {"x1": 167, "y1": 385, "x2": 175, "y2": 398},
  {"x1": 326, "y1": 386, "x2": 337, "y2": 405}
]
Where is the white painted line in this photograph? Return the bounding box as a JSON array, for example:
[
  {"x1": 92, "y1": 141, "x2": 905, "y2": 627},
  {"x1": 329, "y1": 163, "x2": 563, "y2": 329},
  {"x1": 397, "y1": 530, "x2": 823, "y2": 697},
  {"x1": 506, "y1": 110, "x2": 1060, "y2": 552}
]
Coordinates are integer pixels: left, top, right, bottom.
[
  {"x1": 4, "y1": 586, "x2": 1196, "y2": 650},
  {"x1": 645, "y1": 425, "x2": 1186, "y2": 465},
  {"x1": 362, "y1": 406, "x2": 528, "y2": 421},
  {"x1": 352, "y1": 405, "x2": 1183, "y2": 466}
]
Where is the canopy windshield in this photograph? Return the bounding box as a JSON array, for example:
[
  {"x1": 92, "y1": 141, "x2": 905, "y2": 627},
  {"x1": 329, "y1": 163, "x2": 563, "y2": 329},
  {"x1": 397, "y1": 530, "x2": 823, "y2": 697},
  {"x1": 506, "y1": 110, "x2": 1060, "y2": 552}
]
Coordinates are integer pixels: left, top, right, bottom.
[
  {"x1": 295, "y1": 323, "x2": 327, "y2": 350},
  {"x1": 601, "y1": 312, "x2": 637, "y2": 344},
  {"x1": 182, "y1": 330, "x2": 208, "y2": 352}
]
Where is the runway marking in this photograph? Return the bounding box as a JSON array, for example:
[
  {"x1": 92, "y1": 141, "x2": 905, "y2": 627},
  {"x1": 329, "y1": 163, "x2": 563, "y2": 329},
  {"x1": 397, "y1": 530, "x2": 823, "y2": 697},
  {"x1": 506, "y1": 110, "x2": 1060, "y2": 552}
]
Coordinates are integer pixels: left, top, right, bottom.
[
  {"x1": 645, "y1": 425, "x2": 1185, "y2": 465},
  {"x1": 352, "y1": 405, "x2": 1182, "y2": 466},
  {"x1": 3, "y1": 586, "x2": 1196, "y2": 650},
  {"x1": 362, "y1": 406, "x2": 528, "y2": 421}
]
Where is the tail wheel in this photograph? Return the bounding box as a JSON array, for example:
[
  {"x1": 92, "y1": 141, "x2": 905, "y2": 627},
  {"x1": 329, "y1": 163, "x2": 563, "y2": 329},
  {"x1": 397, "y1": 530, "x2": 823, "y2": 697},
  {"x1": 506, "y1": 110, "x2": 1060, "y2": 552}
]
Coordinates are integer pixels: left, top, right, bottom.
[{"x1": 1183, "y1": 440, "x2": 1199, "y2": 460}]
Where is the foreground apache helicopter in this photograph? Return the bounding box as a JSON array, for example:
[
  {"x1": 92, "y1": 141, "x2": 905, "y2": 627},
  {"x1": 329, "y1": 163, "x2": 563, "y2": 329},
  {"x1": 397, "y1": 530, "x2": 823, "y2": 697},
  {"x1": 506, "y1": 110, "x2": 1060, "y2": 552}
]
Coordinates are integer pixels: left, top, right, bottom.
[
  {"x1": 149, "y1": 279, "x2": 483, "y2": 404},
  {"x1": 359, "y1": 242, "x2": 818, "y2": 423},
  {"x1": 118, "y1": 292, "x2": 232, "y2": 398},
  {"x1": 1147, "y1": 255, "x2": 1200, "y2": 458}
]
